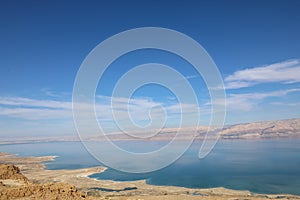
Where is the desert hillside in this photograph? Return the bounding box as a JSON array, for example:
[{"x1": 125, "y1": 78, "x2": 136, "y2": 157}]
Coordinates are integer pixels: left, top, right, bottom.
[
  {"x1": 0, "y1": 164, "x2": 92, "y2": 200},
  {"x1": 219, "y1": 118, "x2": 300, "y2": 139}
]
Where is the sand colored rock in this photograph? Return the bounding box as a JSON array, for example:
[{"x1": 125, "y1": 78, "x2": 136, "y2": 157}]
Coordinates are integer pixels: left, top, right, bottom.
[
  {"x1": 0, "y1": 181, "x2": 90, "y2": 200},
  {"x1": 0, "y1": 163, "x2": 95, "y2": 200},
  {"x1": 0, "y1": 164, "x2": 28, "y2": 182}
]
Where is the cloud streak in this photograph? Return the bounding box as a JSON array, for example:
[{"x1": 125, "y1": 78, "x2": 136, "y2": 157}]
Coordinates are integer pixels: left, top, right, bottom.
[
  {"x1": 225, "y1": 59, "x2": 300, "y2": 89},
  {"x1": 0, "y1": 96, "x2": 200, "y2": 129},
  {"x1": 0, "y1": 97, "x2": 72, "y2": 109},
  {"x1": 224, "y1": 88, "x2": 300, "y2": 111}
]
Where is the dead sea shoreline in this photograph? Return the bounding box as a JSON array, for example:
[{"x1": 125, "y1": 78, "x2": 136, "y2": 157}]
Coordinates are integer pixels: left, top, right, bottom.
[{"x1": 1, "y1": 152, "x2": 300, "y2": 199}]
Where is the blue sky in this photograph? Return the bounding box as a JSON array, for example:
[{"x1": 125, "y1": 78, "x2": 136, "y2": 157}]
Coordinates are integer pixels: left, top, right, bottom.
[{"x1": 0, "y1": 0, "x2": 300, "y2": 138}]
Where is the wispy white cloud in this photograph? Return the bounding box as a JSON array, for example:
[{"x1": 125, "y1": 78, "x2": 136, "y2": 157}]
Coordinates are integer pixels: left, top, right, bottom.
[
  {"x1": 223, "y1": 88, "x2": 300, "y2": 111},
  {"x1": 225, "y1": 59, "x2": 300, "y2": 89},
  {"x1": 185, "y1": 75, "x2": 198, "y2": 80},
  {"x1": 0, "y1": 95, "x2": 200, "y2": 130},
  {"x1": 41, "y1": 88, "x2": 70, "y2": 98},
  {"x1": 0, "y1": 97, "x2": 73, "y2": 120},
  {"x1": 270, "y1": 102, "x2": 300, "y2": 107},
  {"x1": 0, "y1": 97, "x2": 72, "y2": 109},
  {"x1": 95, "y1": 96, "x2": 200, "y2": 126},
  {"x1": 0, "y1": 107, "x2": 72, "y2": 120}
]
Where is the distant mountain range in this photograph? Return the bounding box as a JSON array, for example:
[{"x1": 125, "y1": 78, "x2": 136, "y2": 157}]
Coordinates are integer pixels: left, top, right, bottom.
[
  {"x1": 218, "y1": 118, "x2": 300, "y2": 139},
  {"x1": 1, "y1": 118, "x2": 300, "y2": 145},
  {"x1": 75, "y1": 118, "x2": 300, "y2": 141}
]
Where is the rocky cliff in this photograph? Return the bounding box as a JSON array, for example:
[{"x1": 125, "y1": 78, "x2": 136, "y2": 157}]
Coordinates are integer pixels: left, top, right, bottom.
[{"x1": 0, "y1": 164, "x2": 93, "y2": 200}]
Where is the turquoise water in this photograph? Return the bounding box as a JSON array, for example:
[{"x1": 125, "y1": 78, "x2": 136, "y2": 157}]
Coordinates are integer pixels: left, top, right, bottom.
[{"x1": 1, "y1": 139, "x2": 300, "y2": 195}]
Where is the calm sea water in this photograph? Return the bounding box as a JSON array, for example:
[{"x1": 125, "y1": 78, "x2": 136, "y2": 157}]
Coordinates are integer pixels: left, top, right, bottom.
[{"x1": 1, "y1": 139, "x2": 300, "y2": 195}]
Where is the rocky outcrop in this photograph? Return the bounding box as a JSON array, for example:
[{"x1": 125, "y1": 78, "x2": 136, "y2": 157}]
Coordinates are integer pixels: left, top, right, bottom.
[
  {"x1": 0, "y1": 181, "x2": 4, "y2": 186},
  {"x1": 0, "y1": 164, "x2": 28, "y2": 182},
  {"x1": 0, "y1": 164, "x2": 94, "y2": 200},
  {"x1": 0, "y1": 182, "x2": 90, "y2": 200}
]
